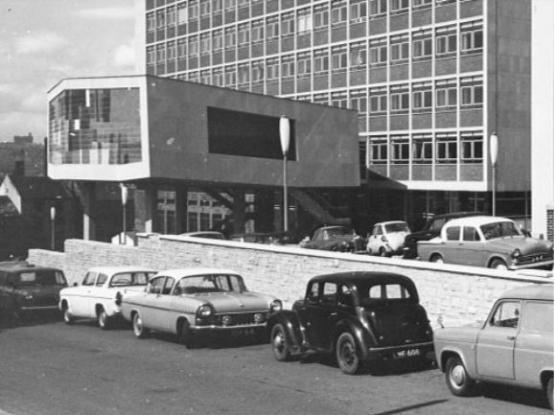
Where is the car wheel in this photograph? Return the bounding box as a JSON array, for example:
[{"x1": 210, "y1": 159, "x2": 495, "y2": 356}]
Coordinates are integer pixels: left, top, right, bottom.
[
  {"x1": 62, "y1": 306, "x2": 73, "y2": 325},
  {"x1": 445, "y1": 356, "x2": 475, "y2": 396},
  {"x1": 430, "y1": 254, "x2": 444, "y2": 264},
  {"x1": 547, "y1": 377, "x2": 553, "y2": 409},
  {"x1": 336, "y1": 332, "x2": 361, "y2": 375},
  {"x1": 97, "y1": 308, "x2": 110, "y2": 330},
  {"x1": 489, "y1": 258, "x2": 508, "y2": 270},
  {"x1": 132, "y1": 312, "x2": 148, "y2": 339},
  {"x1": 271, "y1": 324, "x2": 292, "y2": 361},
  {"x1": 177, "y1": 319, "x2": 194, "y2": 349}
]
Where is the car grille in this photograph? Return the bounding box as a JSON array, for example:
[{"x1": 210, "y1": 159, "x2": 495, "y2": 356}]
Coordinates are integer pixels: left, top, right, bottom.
[
  {"x1": 517, "y1": 252, "x2": 554, "y2": 265},
  {"x1": 215, "y1": 312, "x2": 266, "y2": 326}
]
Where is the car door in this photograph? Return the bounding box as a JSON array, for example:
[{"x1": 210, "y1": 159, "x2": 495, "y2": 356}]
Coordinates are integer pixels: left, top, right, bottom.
[
  {"x1": 140, "y1": 276, "x2": 167, "y2": 330},
  {"x1": 88, "y1": 272, "x2": 108, "y2": 317},
  {"x1": 71, "y1": 272, "x2": 97, "y2": 317},
  {"x1": 303, "y1": 281, "x2": 340, "y2": 350},
  {"x1": 458, "y1": 226, "x2": 486, "y2": 267},
  {"x1": 367, "y1": 225, "x2": 381, "y2": 253},
  {"x1": 150, "y1": 276, "x2": 176, "y2": 332},
  {"x1": 442, "y1": 226, "x2": 461, "y2": 263},
  {"x1": 476, "y1": 300, "x2": 521, "y2": 380},
  {"x1": 514, "y1": 300, "x2": 554, "y2": 387}
]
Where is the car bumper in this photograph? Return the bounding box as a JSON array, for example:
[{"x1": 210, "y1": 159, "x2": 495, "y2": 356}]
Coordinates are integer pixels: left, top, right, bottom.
[
  {"x1": 191, "y1": 323, "x2": 266, "y2": 332},
  {"x1": 365, "y1": 341, "x2": 435, "y2": 362},
  {"x1": 510, "y1": 259, "x2": 554, "y2": 270}
]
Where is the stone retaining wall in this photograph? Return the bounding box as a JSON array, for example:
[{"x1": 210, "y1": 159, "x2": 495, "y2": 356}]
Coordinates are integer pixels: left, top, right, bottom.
[{"x1": 28, "y1": 234, "x2": 551, "y2": 328}]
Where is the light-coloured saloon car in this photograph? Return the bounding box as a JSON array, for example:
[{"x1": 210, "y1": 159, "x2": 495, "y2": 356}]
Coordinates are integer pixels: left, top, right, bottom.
[
  {"x1": 121, "y1": 268, "x2": 282, "y2": 347},
  {"x1": 59, "y1": 266, "x2": 157, "y2": 329},
  {"x1": 434, "y1": 284, "x2": 554, "y2": 408}
]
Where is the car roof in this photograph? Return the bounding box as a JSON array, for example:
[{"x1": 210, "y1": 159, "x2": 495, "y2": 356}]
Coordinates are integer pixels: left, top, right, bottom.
[
  {"x1": 443, "y1": 216, "x2": 513, "y2": 227},
  {"x1": 0, "y1": 261, "x2": 62, "y2": 273},
  {"x1": 309, "y1": 271, "x2": 415, "y2": 285},
  {"x1": 376, "y1": 220, "x2": 407, "y2": 226},
  {"x1": 499, "y1": 284, "x2": 553, "y2": 301},
  {"x1": 154, "y1": 268, "x2": 241, "y2": 279},
  {"x1": 87, "y1": 266, "x2": 157, "y2": 275},
  {"x1": 432, "y1": 211, "x2": 482, "y2": 219},
  {"x1": 180, "y1": 231, "x2": 223, "y2": 236}
]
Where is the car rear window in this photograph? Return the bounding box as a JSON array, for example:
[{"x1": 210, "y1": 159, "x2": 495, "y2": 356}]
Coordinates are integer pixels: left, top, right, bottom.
[
  {"x1": 360, "y1": 283, "x2": 414, "y2": 306},
  {"x1": 110, "y1": 272, "x2": 153, "y2": 287},
  {"x1": 14, "y1": 270, "x2": 66, "y2": 286}
]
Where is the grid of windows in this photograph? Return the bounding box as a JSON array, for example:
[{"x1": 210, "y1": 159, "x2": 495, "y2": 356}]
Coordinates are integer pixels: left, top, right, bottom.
[{"x1": 147, "y1": 1, "x2": 488, "y2": 183}]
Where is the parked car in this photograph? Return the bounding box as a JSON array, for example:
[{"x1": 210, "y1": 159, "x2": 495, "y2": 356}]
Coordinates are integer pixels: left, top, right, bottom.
[
  {"x1": 301, "y1": 225, "x2": 365, "y2": 252},
  {"x1": 0, "y1": 261, "x2": 67, "y2": 321},
  {"x1": 417, "y1": 216, "x2": 554, "y2": 270},
  {"x1": 366, "y1": 221, "x2": 411, "y2": 256},
  {"x1": 121, "y1": 268, "x2": 282, "y2": 347},
  {"x1": 179, "y1": 231, "x2": 226, "y2": 240},
  {"x1": 59, "y1": 266, "x2": 157, "y2": 329},
  {"x1": 403, "y1": 212, "x2": 482, "y2": 259},
  {"x1": 434, "y1": 283, "x2": 553, "y2": 408},
  {"x1": 268, "y1": 271, "x2": 434, "y2": 374}
]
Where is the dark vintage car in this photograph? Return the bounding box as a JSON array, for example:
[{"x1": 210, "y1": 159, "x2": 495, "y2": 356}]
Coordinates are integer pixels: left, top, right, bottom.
[
  {"x1": 301, "y1": 225, "x2": 365, "y2": 252},
  {"x1": 0, "y1": 261, "x2": 67, "y2": 322},
  {"x1": 403, "y1": 211, "x2": 482, "y2": 258},
  {"x1": 268, "y1": 272, "x2": 434, "y2": 374}
]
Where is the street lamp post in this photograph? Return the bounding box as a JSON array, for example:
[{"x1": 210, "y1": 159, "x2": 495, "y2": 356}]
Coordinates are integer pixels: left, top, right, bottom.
[
  {"x1": 489, "y1": 132, "x2": 499, "y2": 216},
  {"x1": 50, "y1": 206, "x2": 56, "y2": 250},
  {"x1": 279, "y1": 116, "x2": 291, "y2": 232},
  {"x1": 120, "y1": 183, "x2": 128, "y2": 244}
]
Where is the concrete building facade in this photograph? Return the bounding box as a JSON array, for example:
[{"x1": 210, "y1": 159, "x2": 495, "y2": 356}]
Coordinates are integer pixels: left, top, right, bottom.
[{"x1": 142, "y1": 0, "x2": 534, "y2": 229}]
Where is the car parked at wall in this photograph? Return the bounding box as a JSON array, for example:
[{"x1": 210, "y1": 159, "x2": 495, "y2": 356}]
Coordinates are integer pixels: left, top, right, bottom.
[
  {"x1": 0, "y1": 261, "x2": 67, "y2": 322},
  {"x1": 417, "y1": 216, "x2": 554, "y2": 270},
  {"x1": 403, "y1": 212, "x2": 482, "y2": 259},
  {"x1": 268, "y1": 271, "x2": 434, "y2": 374},
  {"x1": 434, "y1": 283, "x2": 553, "y2": 408},
  {"x1": 300, "y1": 225, "x2": 365, "y2": 253},
  {"x1": 59, "y1": 266, "x2": 157, "y2": 329},
  {"x1": 121, "y1": 268, "x2": 282, "y2": 347},
  {"x1": 366, "y1": 221, "x2": 411, "y2": 256}
]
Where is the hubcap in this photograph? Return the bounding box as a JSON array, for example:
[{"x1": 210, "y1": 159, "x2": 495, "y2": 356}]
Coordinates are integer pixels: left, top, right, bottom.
[
  {"x1": 340, "y1": 341, "x2": 355, "y2": 366},
  {"x1": 451, "y1": 365, "x2": 465, "y2": 387},
  {"x1": 273, "y1": 331, "x2": 285, "y2": 354},
  {"x1": 134, "y1": 316, "x2": 143, "y2": 335}
]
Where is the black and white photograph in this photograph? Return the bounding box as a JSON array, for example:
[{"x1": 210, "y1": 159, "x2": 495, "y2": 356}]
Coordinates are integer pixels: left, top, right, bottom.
[{"x1": 0, "y1": 0, "x2": 553, "y2": 414}]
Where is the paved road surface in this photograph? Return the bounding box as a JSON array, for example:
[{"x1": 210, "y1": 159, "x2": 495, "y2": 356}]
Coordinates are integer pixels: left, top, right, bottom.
[{"x1": 0, "y1": 318, "x2": 550, "y2": 415}]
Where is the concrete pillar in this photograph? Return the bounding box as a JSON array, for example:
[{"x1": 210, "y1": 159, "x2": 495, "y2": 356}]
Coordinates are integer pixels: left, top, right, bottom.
[
  {"x1": 133, "y1": 183, "x2": 156, "y2": 233},
  {"x1": 81, "y1": 182, "x2": 96, "y2": 240},
  {"x1": 232, "y1": 189, "x2": 245, "y2": 235}
]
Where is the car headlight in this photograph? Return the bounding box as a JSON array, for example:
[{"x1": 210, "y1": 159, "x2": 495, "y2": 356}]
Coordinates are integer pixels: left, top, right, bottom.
[
  {"x1": 511, "y1": 248, "x2": 522, "y2": 258},
  {"x1": 197, "y1": 304, "x2": 214, "y2": 318},
  {"x1": 270, "y1": 299, "x2": 282, "y2": 313}
]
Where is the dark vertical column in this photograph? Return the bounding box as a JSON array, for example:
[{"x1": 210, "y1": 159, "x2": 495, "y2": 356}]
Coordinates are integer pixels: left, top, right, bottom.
[
  {"x1": 81, "y1": 182, "x2": 96, "y2": 240},
  {"x1": 232, "y1": 188, "x2": 245, "y2": 235}
]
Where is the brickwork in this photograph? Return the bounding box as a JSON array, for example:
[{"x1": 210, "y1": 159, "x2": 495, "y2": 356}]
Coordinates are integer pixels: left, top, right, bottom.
[{"x1": 28, "y1": 234, "x2": 551, "y2": 328}]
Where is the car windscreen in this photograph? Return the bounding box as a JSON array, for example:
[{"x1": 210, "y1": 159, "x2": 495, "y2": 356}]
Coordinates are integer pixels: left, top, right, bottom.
[
  {"x1": 175, "y1": 274, "x2": 246, "y2": 294},
  {"x1": 110, "y1": 272, "x2": 155, "y2": 287},
  {"x1": 385, "y1": 223, "x2": 409, "y2": 233},
  {"x1": 327, "y1": 227, "x2": 354, "y2": 237},
  {"x1": 356, "y1": 282, "x2": 416, "y2": 307},
  {"x1": 480, "y1": 221, "x2": 520, "y2": 240},
  {"x1": 13, "y1": 270, "x2": 66, "y2": 286}
]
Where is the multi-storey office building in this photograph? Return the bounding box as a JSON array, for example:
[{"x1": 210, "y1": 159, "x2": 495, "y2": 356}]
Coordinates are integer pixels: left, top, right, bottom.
[{"x1": 143, "y1": 0, "x2": 532, "y2": 230}]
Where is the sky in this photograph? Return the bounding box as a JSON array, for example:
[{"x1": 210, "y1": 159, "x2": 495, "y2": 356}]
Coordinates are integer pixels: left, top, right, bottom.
[{"x1": 0, "y1": 0, "x2": 139, "y2": 142}]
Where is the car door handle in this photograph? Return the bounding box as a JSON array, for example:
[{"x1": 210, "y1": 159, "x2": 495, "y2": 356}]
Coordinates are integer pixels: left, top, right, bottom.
[{"x1": 507, "y1": 335, "x2": 516, "y2": 340}]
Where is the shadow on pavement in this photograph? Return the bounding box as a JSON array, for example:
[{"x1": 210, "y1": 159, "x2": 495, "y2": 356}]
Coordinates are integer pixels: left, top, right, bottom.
[
  {"x1": 0, "y1": 311, "x2": 63, "y2": 330},
  {"x1": 480, "y1": 383, "x2": 550, "y2": 410}
]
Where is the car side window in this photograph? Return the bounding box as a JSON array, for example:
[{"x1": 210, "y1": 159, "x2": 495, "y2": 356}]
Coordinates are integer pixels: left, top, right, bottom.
[
  {"x1": 306, "y1": 282, "x2": 319, "y2": 303},
  {"x1": 338, "y1": 284, "x2": 354, "y2": 308},
  {"x1": 95, "y1": 273, "x2": 108, "y2": 286},
  {"x1": 521, "y1": 301, "x2": 554, "y2": 333},
  {"x1": 321, "y1": 282, "x2": 337, "y2": 305},
  {"x1": 445, "y1": 226, "x2": 460, "y2": 241},
  {"x1": 82, "y1": 272, "x2": 96, "y2": 286},
  {"x1": 490, "y1": 301, "x2": 521, "y2": 328},
  {"x1": 463, "y1": 226, "x2": 480, "y2": 241},
  {"x1": 148, "y1": 276, "x2": 165, "y2": 294},
  {"x1": 162, "y1": 277, "x2": 175, "y2": 295}
]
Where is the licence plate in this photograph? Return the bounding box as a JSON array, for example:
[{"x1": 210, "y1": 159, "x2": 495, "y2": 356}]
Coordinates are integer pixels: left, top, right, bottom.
[{"x1": 394, "y1": 348, "x2": 420, "y2": 359}]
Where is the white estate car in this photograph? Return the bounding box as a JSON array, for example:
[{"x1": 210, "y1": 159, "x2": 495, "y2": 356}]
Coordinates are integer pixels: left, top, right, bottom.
[{"x1": 59, "y1": 266, "x2": 157, "y2": 329}]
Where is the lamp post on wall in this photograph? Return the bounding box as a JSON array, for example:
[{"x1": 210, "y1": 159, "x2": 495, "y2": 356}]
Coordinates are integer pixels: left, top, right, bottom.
[
  {"x1": 489, "y1": 132, "x2": 499, "y2": 216},
  {"x1": 50, "y1": 206, "x2": 56, "y2": 250},
  {"x1": 279, "y1": 116, "x2": 291, "y2": 232},
  {"x1": 120, "y1": 183, "x2": 128, "y2": 244}
]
